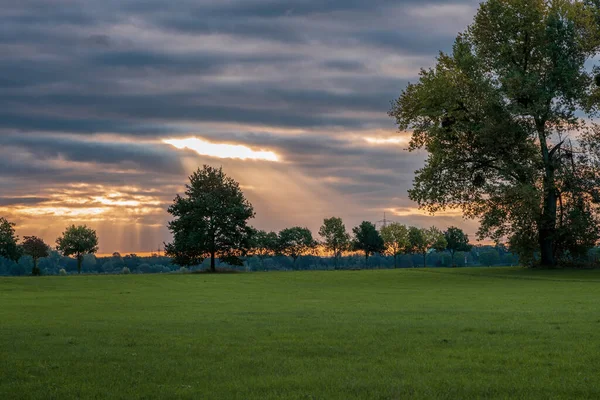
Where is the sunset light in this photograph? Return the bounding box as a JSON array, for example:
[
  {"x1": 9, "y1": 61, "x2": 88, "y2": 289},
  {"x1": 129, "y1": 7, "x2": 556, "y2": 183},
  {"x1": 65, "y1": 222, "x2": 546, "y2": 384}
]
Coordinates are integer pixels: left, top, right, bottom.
[
  {"x1": 364, "y1": 136, "x2": 409, "y2": 145},
  {"x1": 163, "y1": 137, "x2": 280, "y2": 162}
]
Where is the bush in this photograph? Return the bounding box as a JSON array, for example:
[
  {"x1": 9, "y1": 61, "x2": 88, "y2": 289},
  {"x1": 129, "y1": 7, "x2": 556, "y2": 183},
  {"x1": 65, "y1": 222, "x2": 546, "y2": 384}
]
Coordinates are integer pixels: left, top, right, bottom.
[
  {"x1": 121, "y1": 267, "x2": 131, "y2": 275},
  {"x1": 178, "y1": 267, "x2": 188, "y2": 273},
  {"x1": 59, "y1": 268, "x2": 67, "y2": 276}
]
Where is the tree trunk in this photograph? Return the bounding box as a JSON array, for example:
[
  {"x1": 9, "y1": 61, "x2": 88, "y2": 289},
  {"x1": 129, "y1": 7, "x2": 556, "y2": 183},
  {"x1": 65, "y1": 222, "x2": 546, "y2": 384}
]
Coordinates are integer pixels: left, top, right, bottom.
[
  {"x1": 31, "y1": 258, "x2": 38, "y2": 276},
  {"x1": 423, "y1": 253, "x2": 427, "y2": 268},
  {"x1": 365, "y1": 252, "x2": 369, "y2": 268},
  {"x1": 210, "y1": 251, "x2": 216, "y2": 272},
  {"x1": 77, "y1": 255, "x2": 82, "y2": 274},
  {"x1": 394, "y1": 254, "x2": 398, "y2": 269},
  {"x1": 538, "y1": 125, "x2": 557, "y2": 268}
]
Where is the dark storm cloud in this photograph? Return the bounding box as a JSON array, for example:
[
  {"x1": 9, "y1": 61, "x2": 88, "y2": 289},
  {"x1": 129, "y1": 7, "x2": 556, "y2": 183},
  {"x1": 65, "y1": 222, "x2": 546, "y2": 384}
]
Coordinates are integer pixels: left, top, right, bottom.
[{"x1": 0, "y1": 134, "x2": 184, "y2": 175}]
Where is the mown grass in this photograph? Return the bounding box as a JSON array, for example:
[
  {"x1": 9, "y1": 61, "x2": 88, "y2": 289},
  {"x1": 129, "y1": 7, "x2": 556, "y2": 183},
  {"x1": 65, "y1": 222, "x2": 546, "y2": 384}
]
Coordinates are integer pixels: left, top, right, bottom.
[{"x1": 2, "y1": 267, "x2": 600, "y2": 399}]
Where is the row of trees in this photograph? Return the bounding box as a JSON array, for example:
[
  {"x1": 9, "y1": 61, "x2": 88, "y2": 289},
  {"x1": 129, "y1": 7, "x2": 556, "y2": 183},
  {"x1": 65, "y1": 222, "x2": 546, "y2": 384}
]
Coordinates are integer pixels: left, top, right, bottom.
[
  {"x1": 164, "y1": 165, "x2": 476, "y2": 272},
  {"x1": 251, "y1": 220, "x2": 471, "y2": 270},
  {"x1": 0, "y1": 218, "x2": 99, "y2": 275}
]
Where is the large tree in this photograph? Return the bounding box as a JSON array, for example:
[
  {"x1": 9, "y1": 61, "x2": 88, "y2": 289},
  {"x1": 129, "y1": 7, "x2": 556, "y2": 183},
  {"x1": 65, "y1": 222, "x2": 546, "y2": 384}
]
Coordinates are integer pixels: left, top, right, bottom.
[
  {"x1": 22, "y1": 236, "x2": 50, "y2": 276},
  {"x1": 277, "y1": 227, "x2": 316, "y2": 266},
  {"x1": 444, "y1": 227, "x2": 472, "y2": 264},
  {"x1": 319, "y1": 217, "x2": 351, "y2": 269},
  {"x1": 380, "y1": 222, "x2": 409, "y2": 269},
  {"x1": 0, "y1": 217, "x2": 21, "y2": 262},
  {"x1": 165, "y1": 165, "x2": 255, "y2": 272},
  {"x1": 391, "y1": 0, "x2": 600, "y2": 267},
  {"x1": 56, "y1": 225, "x2": 99, "y2": 274},
  {"x1": 352, "y1": 221, "x2": 384, "y2": 267}
]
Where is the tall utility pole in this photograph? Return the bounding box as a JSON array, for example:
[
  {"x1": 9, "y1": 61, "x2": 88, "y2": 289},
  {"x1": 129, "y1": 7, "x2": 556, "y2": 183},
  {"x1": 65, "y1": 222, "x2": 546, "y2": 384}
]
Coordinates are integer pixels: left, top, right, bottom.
[{"x1": 376, "y1": 212, "x2": 389, "y2": 229}]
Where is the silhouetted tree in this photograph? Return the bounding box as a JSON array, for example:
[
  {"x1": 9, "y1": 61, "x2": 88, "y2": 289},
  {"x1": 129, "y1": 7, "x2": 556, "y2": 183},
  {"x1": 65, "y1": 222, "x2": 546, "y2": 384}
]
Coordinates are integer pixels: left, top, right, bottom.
[
  {"x1": 21, "y1": 236, "x2": 49, "y2": 276},
  {"x1": 277, "y1": 227, "x2": 316, "y2": 266},
  {"x1": 380, "y1": 223, "x2": 409, "y2": 268},
  {"x1": 165, "y1": 166, "x2": 255, "y2": 272},
  {"x1": 250, "y1": 229, "x2": 279, "y2": 267},
  {"x1": 352, "y1": 221, "x2": 384, "y2": 267},
  {"x1": 444, "y1": 227, "x2": 471, "y2": 265},
  {"x1": 390, "y1": 0, "x2": 600, "y2": 267},
  {"x1": 0, "y1": 217, "x2": 21, "y2": 262},
  {"x1": 56, "y1": 225, "x2": 99, "y2": 274},
  {"x1": 408, "y1": 226, "x2": 446, "y2": 268},
  {"x1": 319, "y1": 217, "x2": 351, "y2": 269}
]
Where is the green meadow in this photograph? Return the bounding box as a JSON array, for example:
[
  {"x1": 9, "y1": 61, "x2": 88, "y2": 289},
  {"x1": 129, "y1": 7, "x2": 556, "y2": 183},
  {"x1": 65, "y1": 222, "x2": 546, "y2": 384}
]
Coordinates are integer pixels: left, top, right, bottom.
[{"x1": 2, "y1": 268, "x2": 600, "y2": 399}]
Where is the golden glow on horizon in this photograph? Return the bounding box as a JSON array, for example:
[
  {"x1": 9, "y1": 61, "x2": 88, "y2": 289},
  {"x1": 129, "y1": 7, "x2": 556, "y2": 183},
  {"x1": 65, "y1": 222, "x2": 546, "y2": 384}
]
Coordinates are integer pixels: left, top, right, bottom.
[{"x1": 164, "y1": 137, "x2": 280, "y2": 162}]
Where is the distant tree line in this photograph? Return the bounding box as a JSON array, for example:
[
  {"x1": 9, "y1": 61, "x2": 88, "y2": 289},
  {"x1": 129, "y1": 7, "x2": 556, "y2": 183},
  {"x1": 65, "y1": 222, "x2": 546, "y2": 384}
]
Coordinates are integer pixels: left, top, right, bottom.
[
  {"x1": 3, "y1": 164, "x2": 600, "y2": 277},
  {"x1": 161, "y1": 165, "x2": 526, "y2": 272}
]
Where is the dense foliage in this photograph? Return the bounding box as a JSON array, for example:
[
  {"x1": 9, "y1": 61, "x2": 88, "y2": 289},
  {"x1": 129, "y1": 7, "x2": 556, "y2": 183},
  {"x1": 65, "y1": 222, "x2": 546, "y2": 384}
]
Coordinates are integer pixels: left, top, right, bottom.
[
  {"x1": 56, "y1": 225, "x2": 99, "y2": 274},
  {"x1": 165, "y1": 165, "x2": 255, "y2": 272},
  {"x1": 21, "y1": 236, "x2": 49, "y2": 276},
  {"x1": 390, "y1": 0, "x2": 600, "y2": 267}
]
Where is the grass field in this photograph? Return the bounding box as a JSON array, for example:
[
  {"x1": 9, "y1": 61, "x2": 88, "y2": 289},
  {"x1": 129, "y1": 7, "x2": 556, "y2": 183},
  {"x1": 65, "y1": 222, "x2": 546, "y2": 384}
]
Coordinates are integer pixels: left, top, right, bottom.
[{"x1": 2, "y1": 268, "x2": 600, "y2": 399}]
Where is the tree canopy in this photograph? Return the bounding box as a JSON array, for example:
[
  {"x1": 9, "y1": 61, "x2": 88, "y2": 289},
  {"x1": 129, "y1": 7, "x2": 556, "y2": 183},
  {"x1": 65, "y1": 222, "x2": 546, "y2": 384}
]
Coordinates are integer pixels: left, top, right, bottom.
[
  {"x1": 380, "y1": 223, "x2": 409, "y2": 269},
  {"x1": 407, "y1": 226, "x2": 447, "y2": 268},
  {"x1": 22, "y1": 236, "x2": 50, "y2": 276},
  {"x1": 165, "y1": 165, "x2": 255, "y2": 272},
  {"x1": 0, "y1": 217, "x2": 21, "y2": 262},
  {"x1": 352, "y1": 221, "x2": 384, "y2": 266},
  {"x1": 319, "y1": 217, "x2": 351, "y2": 268},
  {"x1": 444, "y1": 227, "x2": 472, "y2": 263},
  {"x1": 56, "y1": 225, "x2": 99, "y2": 274},
  {"x1": 391, "y1": 0, "x2": 600, "y2": 267},
  {"x1": 249, "y1": 229, "x2": 279, "y2": 266},
  {"x1": 278, "y1": 227, "x2": 316, "y2": 265}
]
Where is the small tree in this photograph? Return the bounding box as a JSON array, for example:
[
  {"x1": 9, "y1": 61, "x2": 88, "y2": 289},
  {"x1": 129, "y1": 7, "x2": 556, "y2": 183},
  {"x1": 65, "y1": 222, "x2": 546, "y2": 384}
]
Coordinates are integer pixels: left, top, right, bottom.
[
  {"x1": 319, "y1": 217, "x2": 351, "y2": 269},
  {"x1": 380, "y1": 223, "x2": 409, "y2": 269},
  {"x1": 407, "y1": 227, "x2": 427, "y2": 267},
  {"x1": 408, "y1": 226, "x2": 447, "y2": 268},
  {"x1": 277, "y1": 227, "x2": 316, "y2": 266},
  {"x1": 165, "y1": 166, "x2": 255, "y2": 272},
  {"x1": 352, "y1": 221, "x2": 384, "y2": 268},
  {"x1": 444, "y1": 227, "x2": 472, "y2": 265},
  {"x1": 250, "y1": 229, "x2": 279, "y2": 267},
  {"x1": 56, "y1": 225, "x2": 99, "y2": 274},
  {"x1": 21, "y1": 236, "x2": 49, "y2": 276},
  {"x1": 0, "y1": 217, "x2": 21, "y2": 262}
]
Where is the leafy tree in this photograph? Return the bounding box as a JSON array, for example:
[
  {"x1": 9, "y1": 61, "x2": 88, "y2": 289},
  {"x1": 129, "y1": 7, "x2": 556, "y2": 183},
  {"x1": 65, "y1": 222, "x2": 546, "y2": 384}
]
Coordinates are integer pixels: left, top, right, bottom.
[
  {"x1": 390, "y1": 0, "x2": 600, "y2": 267},
  {"x1": 0, "y1": 217, "x2": 21, "y2": 262},
  {"x1": 165, "y1": 166, "x2": 255, "y2": 272},
  {"x1": 407, "y1": 227, "x2": 427, "y2": 267},
  {"x1": 352, "y1": 221, "x2": 384, "y2": 267},
  {"x1": 407, "y1": 226, "x2": 447, "y2": 268},
  {"x1": 277, "y1": 227, "x2": 316, "y2": 266},
  {"x1": 479, "y1": 250, "x2": 500, "y2": 266},
  {"x1": 21, "y1": 236, "x2": 49, "y2": 276},
  {"x1": 444, "y1": 227, "x2": 472, "y2": 265},
  {"x1": 380, "y1": 223, "x2": 409, "y2": 268},
  {"x1": 319, "y1": 217, "x2": 351, "y2": 268},
  {"x1": 250, "y1": 229, "x2": 279, "y2": 267},
  {"x1": 56, "y1": 225, "x2": 99, "y2": 274}
]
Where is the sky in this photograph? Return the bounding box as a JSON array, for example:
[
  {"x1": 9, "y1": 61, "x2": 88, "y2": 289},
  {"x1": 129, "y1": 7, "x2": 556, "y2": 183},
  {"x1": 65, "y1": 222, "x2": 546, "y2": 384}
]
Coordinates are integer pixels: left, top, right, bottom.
[{"x1": 0, "y1": 0, "x2": 483, "y2": 254}]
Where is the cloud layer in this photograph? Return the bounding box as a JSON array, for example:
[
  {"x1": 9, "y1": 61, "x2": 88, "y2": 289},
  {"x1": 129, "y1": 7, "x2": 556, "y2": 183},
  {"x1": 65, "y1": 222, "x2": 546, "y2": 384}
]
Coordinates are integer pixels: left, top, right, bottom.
[{"x1": 0, "y1": 0, "x2": 481, "y2": 252}]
